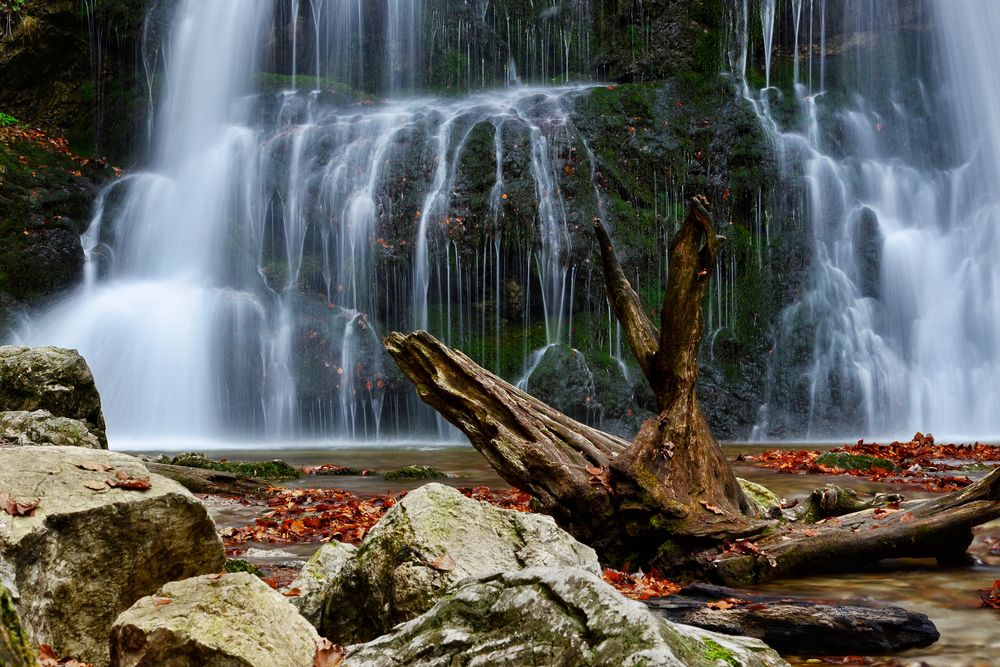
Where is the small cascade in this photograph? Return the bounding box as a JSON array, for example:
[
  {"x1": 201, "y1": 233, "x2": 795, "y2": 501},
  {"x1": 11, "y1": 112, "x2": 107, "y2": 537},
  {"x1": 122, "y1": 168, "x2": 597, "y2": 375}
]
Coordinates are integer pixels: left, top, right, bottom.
[{"x1": 736, "y1": 0, "x2": 1000, "y2": 440}]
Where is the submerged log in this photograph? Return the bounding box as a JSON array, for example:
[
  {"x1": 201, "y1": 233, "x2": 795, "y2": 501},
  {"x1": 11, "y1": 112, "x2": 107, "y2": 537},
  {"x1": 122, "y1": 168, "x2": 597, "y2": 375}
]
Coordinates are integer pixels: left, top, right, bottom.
[{"x1": 648, "y1": 583, "x2": 940, "y2": 655}]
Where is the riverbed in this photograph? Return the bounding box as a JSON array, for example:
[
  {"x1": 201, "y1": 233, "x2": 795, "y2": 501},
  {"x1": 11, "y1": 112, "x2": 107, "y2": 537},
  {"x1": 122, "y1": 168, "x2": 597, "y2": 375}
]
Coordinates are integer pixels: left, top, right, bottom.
[{"x1": 139, "y1": 442, "x2": 1000, "y2": 665}]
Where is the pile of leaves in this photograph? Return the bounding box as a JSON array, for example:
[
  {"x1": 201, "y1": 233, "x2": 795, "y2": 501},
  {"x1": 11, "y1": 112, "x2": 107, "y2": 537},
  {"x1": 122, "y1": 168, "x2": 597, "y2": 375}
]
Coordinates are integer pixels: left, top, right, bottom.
[
  {"x1": 221, "y1": 485, "x2": 534, "y2": 552},
  {"x1": 743, "y1": 432, "x2": 1000, "y2": 493},
  {"x1": 602, "y1": 568, "x2": 681, "y2": 600},
  {"x1": 221, "y1": 488, "x2": 396, "y2": 548}
]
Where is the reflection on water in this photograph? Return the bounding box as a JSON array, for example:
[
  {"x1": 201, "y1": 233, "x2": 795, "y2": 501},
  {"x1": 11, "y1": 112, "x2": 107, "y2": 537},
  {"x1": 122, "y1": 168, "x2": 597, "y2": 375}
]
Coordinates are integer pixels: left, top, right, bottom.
[{"x1": 138, "y1": 442, "x2": 1000, "y2": 663}]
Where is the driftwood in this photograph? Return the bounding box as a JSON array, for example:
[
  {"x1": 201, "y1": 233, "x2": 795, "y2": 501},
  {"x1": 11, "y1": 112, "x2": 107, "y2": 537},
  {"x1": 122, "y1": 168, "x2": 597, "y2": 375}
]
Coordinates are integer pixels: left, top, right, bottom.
[
  {"x1": 647, "y1": 583, "x2": 939, "y2": 655},
  {"x1": 384, "y1": 196, "x2": 1000, "y2": 584},
  {"x1": 145, "y1": 462, "x2": 270, "y2": 497}
]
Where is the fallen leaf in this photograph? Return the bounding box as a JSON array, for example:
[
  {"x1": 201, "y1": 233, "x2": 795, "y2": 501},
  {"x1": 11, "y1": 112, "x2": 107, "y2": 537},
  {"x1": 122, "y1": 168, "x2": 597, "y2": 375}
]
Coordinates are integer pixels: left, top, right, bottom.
[
  {"x1": 153, "y1": 597, "x2": 172, "y2": 606},
  {"x1": 83, "y1": 481, "x2": 106, "y2": 491},
  {"x1": 314, "y1": 638, "x2": 346, "y2": 667},
  {"x1": 0, "y1": 492, "x2": 40, "y2": 517},
  {"x1": 283, "y1": 588, "x2": 302, "y2": 597},
  {"x1": 106, "y1": 469, "x2": 152, "y2": 491},
  {"x1": 207, "y1": 573, "x2": 224, "y2": 580},
  {"x1": 700, "y1": 501, "x2": 725, "y2": 515},
  {"x1": 75, "y1": 461, "x2": 112, "y2": 472},
  {"x1": 430, "y1": 555, "x2": 456, "y2": 572},
  {"x1": 706, "y1": 599, "x2": 734, "y2": 610}
]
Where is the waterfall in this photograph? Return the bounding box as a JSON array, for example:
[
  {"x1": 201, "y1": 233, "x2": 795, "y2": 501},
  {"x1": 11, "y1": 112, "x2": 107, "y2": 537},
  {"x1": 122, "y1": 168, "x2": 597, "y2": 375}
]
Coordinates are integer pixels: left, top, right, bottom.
[
  {"x1": 15, "y1": 0, "x2": 601, "y2": 446},
  {"x1": 740, "y1": 0, "x2": 1000, "y2": 440}
]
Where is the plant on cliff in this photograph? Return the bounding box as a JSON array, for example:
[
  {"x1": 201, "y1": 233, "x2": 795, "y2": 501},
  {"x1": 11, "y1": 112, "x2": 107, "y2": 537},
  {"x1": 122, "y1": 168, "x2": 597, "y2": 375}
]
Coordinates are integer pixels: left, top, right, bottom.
[{"x1": 0, "y1": 0, "x2": 25, "y2": 37}]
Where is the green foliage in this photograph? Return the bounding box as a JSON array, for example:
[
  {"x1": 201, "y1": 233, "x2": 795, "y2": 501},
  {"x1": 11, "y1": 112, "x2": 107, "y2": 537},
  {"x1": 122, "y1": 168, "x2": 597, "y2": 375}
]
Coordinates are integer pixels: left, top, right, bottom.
[
  {"x1": 170, "y1": 452, "x2": 301, "y2": 480},
  {"x1": 815, "y1": 452, "x2": 896, "y2": 472},
  {"x1": 0, "y1": 112, "x2": 20, "y2": 127},
  {"x1": 382, "y1": 465, "x2": 448, "y2": 481},
  {"x1": 701, "y1": 638, "x2": 738, "y2": 667},
  {"x1": 224, "y1": 559, "x2": 265, "y2": 578}
]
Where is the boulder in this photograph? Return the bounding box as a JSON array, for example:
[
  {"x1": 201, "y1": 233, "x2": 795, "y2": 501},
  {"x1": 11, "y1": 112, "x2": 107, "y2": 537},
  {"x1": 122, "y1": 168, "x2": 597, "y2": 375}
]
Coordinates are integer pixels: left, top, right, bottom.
[
  {"x1": 319, "y1": 483, "x2": 600, "y2": 644},
  {"x1": 286, "y1": 541, "x2": 356, "y2": 628},
  {"x1": 1, "y1": 583, "x2": 34, "y2": 667},
  {"x1": 0, "y1": 346, "x2": 107, "y2": 447},
  {"x1": 346, "y1": 567, "x2": 790, "y2": 667},
  {"x1": 0, "y1": 446, "x2": 225, "y2": 666},
  {"x1": 0, "y1": 410, "x2": 103, "y2": 448},
  {"x1": 110, "y1": 572, "x2": 321, "y2": 667},
  {"x1": 738, "y1": 478, "x2": 782, "y2": 518}
]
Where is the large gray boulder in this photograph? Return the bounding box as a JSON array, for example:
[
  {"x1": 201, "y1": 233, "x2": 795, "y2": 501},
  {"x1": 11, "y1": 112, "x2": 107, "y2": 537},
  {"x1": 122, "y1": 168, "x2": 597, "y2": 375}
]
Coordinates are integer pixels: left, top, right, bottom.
[
  {"x1": 319, "y1": 483, "x2": 600, "y2": 643},
  {"x1": 1, "y1": 583, "x2": 34, "y2": 667},
  {"x1": 110, "y1": 572, "x2": 321, "y2": 667},
  {"x1": 286, "y1": 541, "x2": 356, "y2": 627},
  {"x1": 0, "y1": 346, "x2": 107, "y2": 448},
  {"x1": 346, "y1": 567, "x2": 790, "y2": 667},
  {"x1": 0, "y1": 446, "x2": 225, "y2": 666},
  {"x1": 0, "y1": 409, "x2": 103, "y2": 448}
]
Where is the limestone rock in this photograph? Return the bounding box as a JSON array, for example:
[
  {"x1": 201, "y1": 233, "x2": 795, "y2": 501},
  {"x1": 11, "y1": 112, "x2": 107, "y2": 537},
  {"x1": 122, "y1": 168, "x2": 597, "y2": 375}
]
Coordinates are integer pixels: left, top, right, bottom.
[
  {"x1": 0, "y1": 446, "x2": 225, "y2": 666},
  {"x1": 286, "y1": 541, "x2": 356, "y2": 628},
  {"x1": 0, "y1": 410, "x2": 103, "y2": 448},
  {"x1": 110, "y1": 572, "x2": 321, "y2": 667},
  {"x1": 1, "y1": 583, "x2": 34, "y2": 667},
  {"x1": 319, "y1": 482, "x2": 600, "y2": 644},
  {"x1": 0, "y1": 346, "x2": 107, "y2": 447},
  {"x1": 346, "y1": 567, "x2": 790, "y2": 667}
]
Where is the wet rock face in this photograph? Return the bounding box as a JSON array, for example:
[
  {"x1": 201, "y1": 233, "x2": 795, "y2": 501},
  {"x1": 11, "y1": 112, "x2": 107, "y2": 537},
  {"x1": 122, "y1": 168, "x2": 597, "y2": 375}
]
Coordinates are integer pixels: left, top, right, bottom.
[
  {"x1": 0, "y1": 345, "x2": 107, "y2": 448},
  {"x1": 345, "y1": 567, "x2": 791, "y2": 667},
  {"x1": 318, "y1": 483, "x2": 601, "y2": 645},
  {"x1": 110, "y1": 572, "x2": 321, "y2": 667},
  {"x1": 0, "y1": 446, "x2": 225, "y2": 666}
]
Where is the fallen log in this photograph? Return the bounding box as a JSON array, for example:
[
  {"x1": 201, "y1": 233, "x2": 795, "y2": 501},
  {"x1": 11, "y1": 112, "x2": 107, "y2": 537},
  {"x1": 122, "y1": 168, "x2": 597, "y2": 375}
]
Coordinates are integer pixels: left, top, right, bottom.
[
  {"x1": 647, "y1": 583, "x2": 939, "y2": 655},
  {"x1": 384, "y1": 196, "x2": 1000, "y2": 584},
  {"x1": 145, "y1": 462, "x2": 270, "y2": 497}
]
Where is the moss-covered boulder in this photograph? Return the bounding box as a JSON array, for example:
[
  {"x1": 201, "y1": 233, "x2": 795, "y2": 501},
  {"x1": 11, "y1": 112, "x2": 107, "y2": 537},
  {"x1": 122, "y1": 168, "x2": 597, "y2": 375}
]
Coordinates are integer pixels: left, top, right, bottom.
[
  {"x1": 0, "y1": 345, "x2": 107, "y2": 447},
  {"x1": 286, "y1": 541, "x2": 357, "y2": 628},
  {"x1": 345, "y1": 567, "x2": 790, "y2": 667},
  {"x1": 0, "y1": 583, "x2": 34, "y2": 667},
  {"x1": 318, "y1": 483, "x2": 600, "y2": 644},
  {"x1": 0, "y1": 409, "x2": 102, "y2": 448},
  {"x1": 110, "y1": 572, "x2": 321, "y2": 667},
  {"x1": 737, "y1": 478, "x2": 782, "y2": 518},
  {"x1": 169, "y1": 452, "x2": 300, "y2": 480},
  {"x1": 0, "y1": 446, "x2": 225, "y2": 666},
  {"x1": 382, "y1": 465, "x2": 447, "y2": 481}
]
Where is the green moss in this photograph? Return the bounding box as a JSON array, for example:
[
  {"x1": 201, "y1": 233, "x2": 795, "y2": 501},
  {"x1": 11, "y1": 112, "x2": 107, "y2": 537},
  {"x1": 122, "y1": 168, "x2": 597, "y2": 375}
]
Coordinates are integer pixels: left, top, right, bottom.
[
  {"x1": 170, "y1": 452, "x2": 301, "y2": 479},
  {"x1": 1, "y1": 584, "x2": 34, "y2": 667},
  {"x1": 224, "y1": 559, "x2": 265, "y2": 578},
  {"x1": 382, "y1": 465, "x2": 448, "y2": 481},
  {"x1": 702, "y1": 638, "x2": 738, "y2": 666},
  {"x1": 815, "y1": 452, "x2": 896, "y2": 472},
  {"x1": 0, "y1": 112, "x2": 20, "y2": 127}
]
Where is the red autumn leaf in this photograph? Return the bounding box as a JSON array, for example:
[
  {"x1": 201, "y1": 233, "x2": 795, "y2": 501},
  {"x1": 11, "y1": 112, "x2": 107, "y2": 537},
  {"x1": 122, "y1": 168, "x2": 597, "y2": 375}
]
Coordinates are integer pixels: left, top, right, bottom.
[
  {"x1": 283, "y1": 588, "x2": 302, "y2": 597},
  {"x1": 313, "y1": 638, "x2": 346, "y2": 667},
  {"x1": 430, "y1": 555, "x2": 456, "y2": 572},
  {"x1": 700, "y1": 501, "x2": 725, "y2": 515},
  {"x1": 106, "y1": 469, "x2": 152, "y2": 491},
  {"x1": 0, "y1": 492, "x2": 40, "y2": 517},
  {"x1": 706, "y1": 599, "x2": 734, "y2": 610},
  {"x1": 153, "y1": 597, "x2": 172, "y2": 606},
  {"x1": 75, "y1": 461, "x2": 113, "y2": 472}
]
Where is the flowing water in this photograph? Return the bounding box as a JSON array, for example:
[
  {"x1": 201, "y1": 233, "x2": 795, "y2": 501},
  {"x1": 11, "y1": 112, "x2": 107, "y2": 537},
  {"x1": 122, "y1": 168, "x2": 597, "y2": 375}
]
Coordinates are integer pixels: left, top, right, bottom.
[
  {"x1": 740, "y1": 0, "x2": 1000, "y2": 441},
  {"x1": 15, "y1": 0, "x2": 605, "y2": 446}
]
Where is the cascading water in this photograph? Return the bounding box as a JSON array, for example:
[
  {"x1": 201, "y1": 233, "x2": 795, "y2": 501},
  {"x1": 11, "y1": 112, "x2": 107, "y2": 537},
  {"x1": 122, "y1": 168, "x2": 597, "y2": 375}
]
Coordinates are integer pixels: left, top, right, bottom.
[
  {"x1": 15, "y1": 0, "x2": 605, "y2": 446},
  {"x1": 739, "y1": 0, "x2": 1000, "y2": 440}
]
